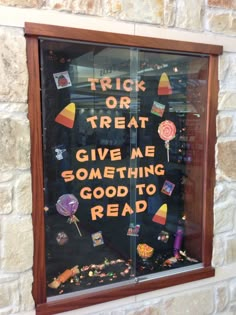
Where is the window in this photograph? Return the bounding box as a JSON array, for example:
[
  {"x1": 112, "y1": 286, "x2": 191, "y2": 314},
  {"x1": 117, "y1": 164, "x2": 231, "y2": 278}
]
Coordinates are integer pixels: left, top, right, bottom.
[{"x1": 25, "y1": 23, "x2": 222, "y2": 314}]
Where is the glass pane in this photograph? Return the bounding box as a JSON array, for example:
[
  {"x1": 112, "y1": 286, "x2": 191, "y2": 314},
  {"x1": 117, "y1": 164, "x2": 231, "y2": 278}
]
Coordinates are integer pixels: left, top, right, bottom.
[{"x1": 40, "y1": 39, "x2": 209, "y2": 299}]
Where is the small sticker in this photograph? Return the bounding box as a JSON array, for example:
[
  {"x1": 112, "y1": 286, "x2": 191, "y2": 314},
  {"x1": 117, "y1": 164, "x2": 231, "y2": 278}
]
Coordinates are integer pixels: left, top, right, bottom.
[
  {"x1": 56, "y1": 231, "x2": 69, "y2": 246},
  {"x1": 91, "y1": 231, "x2": 104, "y2": 247},
  {"x1": 53, "y1": 71, "x2": 72, "y2": 89},
  {"x1": 158, "y1": 231, "x2": 169, "y2": 243},
  {"x1": 151, "y1": 101, "x2": 165, "y2": 117},
  {"x1": 127, "y1": 224, "x2": 140, "y2": 236},
  {"x1": 54, "y1": 146, "x2": 66, "y2": 160},
  {"x1": 161, "y1": 180, "x2": 175, "y2": 196}
]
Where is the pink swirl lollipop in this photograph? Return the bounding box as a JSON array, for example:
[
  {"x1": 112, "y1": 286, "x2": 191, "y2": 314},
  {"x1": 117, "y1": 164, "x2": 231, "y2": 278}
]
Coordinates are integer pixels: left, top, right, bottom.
[
  {"x1": 158, "y1": 120, "x2": 176, "y2": 162},
  {"x1": 56, "y1": 194, "x2": 82, "y2": 236}
]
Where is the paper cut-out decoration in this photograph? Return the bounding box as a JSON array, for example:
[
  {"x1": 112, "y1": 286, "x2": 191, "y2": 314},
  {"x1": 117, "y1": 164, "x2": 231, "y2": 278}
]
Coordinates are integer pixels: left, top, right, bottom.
[
  {"x1": 137, "y1": 243, "x2": 154, "y2": 260},
  {"x1": 161, "y1": 180, "x2": 175, "y2": 196},
  {"x1": 152, "y1": 203, "x2": 167, "y2": 225},
  {"x1": 56, "y1": 194, "x2": 82, "y2": 236},
  {"x1": 158, "y1": 120, "x2": 176, "y2": 162},
  {"x1": 91, "y1": 231, "x2": 104, "y2": 247},
  {"x1": 53, "y1": 71, "x2": 72, "y2": 89},
  {"x1": 151, "y1": 101, "x2": 165, "y2": 117},
  {"x1": 56, "y1": 231, "x2": 69, "y2": 246},
  {"x1": 157, "y1": 72, "x2": 172, "y2": 95},
  {"x1": 127, "y1": 224, "x2": 140, "y2": 236},
  {"x1": 55, "y1": 102, "x2": 76, "y2": 128}
]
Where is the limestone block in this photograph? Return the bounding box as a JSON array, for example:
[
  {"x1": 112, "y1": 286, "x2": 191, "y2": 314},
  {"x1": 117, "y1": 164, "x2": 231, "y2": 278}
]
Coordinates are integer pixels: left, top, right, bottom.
[
  {"x1": 43, "y1": 0, "x2": 103, "y2": 14},
  {"x1": 19, "y1": 271, "x2": 34, "y2": 312},
  {"x1": 219, "y1": 53, "x2": 236, "y2": 91},
  {"x1": 0, "y1": 115, "x2": 30, "y2": 171},
  {"x1": 0, "y1": 27, "x2": 28, "y2": 103},
  {"x1": 216, "y1": 140, "x2": 236, "y2": 180},
  {"x1": 215, "y1": 284, "x2": 229, "y2": 313},
  {"x1": 230, "y1": 278, "x2": 236, "y2": 301},
  {"x1": 0, "y1": 171, "x2": 14, "y2": 183},
  {"x1": 126, "y1": 305, "x2": 161, "y2": 315},
  {"x1": 0, "y1": 183, "x2": 12, "y2": 214},
  {"x1": 207, "y1": 12, "x2": 236, "y2": 35},
  {"x1": 226, "y1": 235, "x2": 236, "y2": 264},
  {"x1": 164, "y1": 0, "x2": 176, "y2": 26},
  {"x1": 214, "y1": 181, "x2": 236, "y2": 203},
  {"x1": 1, "y1": 215, "x2": 33, "y2": 272},
  {"x1": 217, "y1": 113, "x2": 236, "y2": 136},
  {"x1": 71, "y1": 0, "x2": 103, "y2": 15},
  {"x1": 0, "y1": 102, "x2": 28, "y2": 114},
  {"x1": 0, "y1": 0, "x2": 43, "y2": 7},
  {"x1": 163, "y1": 288, "x2": 214, "y2": 314},
  {"x1": 208, "y1": 0, "x2": 236, "y2": 9},
  {"x1": 219, "y1": 92, "x2": 236, "y2": 110},
  {"x1": 103, "y1": 0, "x2": 164, "y2": 25},
  {"x1": 14, "y1": 172, "x2": 32, "y2": 215},
  {"x1": 0, "y1": 280, "x2": 19, "y2": 310},
  {"x1": 214, "y1": 200, "x2": 234, "y2": 233},
  {"x1": 212, "y1": 236, "x2": 225, "y2": 267},
  {"x1": 176, "y1": 0, "x2": 204, "y2": 30}
]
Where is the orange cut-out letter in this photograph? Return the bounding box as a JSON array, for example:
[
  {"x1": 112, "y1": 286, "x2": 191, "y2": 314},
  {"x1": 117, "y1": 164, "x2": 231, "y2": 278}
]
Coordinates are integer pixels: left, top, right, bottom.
[
  {"x1": 106, "y1": 96, "x2": 117, "y2": 109},
  {"x1": 91, "y1": 205, "x2": 104, "y2": 220},
  {"x1": 136, "y1": 80, "x2": 146, "y2": 92},
  {"x1": 139, "y1": 117, "x2": 149, "y2": 128},
  {"x1": 61, "y1": 170, "x2": 75, "y2": 182},
  {"x1": 76, "y1": 149, "x2": 88, "y2": 162},
  {"x1": 104, "y1": 166, "x2": 115, "y2": 178},
  {"x1": 88, "y1": 78, "x2": 99, "y2": 90},
  {"x1": 114, "y1": 117, "x2": 125, "y2": 129},
  {"x1": 127, "y1": 116, "x2": 138, "y2": 128},
  {"x1": 121, "y1": 203, "x2": 134, "y2": 216},
  {"x1": 145, "y1": 146, "x2": 155, "y2": 157},
  {"x1": 107, "y1": 204, "x2": 119, "y2": 217},
  {"x1": 117, "y1": 186, "x2": 128, "y2": 197},
  {"x1": 101, "y1": 77, "x2": 112, "y2": 91},
  {"x1": 110, "y1": 148, "x2": 122, "y2": 161},
  {"x1": 86, "y1": 116, "x2": 98, "y2": 128},
  {"x1": 100, "y1": 116, "x2": 112, "y2": 128},
  {"x1": 136, "y1": 200, "x2": 147, "y2": 213},
  {"x1": 120, "y1": 96, "x2": 131, "y2": 109}
]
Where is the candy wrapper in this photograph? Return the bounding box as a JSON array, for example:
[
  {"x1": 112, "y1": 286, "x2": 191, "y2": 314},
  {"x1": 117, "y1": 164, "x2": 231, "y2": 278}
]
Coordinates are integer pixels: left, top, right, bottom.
[{"x1": 48, "y1": 265, "x2": 80, "y2": 289}]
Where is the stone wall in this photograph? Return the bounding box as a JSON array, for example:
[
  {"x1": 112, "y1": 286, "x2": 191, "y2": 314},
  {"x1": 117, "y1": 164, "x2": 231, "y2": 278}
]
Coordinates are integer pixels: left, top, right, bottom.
[{"x1": 0, "y1": 0, "x2": 235, "y2": 315}]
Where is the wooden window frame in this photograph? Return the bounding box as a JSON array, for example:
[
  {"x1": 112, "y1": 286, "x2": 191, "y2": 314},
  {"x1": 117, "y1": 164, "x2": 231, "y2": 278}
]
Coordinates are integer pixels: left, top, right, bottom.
[{"x1": 25, "y1": 22, "x2": 222, "y2": 315}]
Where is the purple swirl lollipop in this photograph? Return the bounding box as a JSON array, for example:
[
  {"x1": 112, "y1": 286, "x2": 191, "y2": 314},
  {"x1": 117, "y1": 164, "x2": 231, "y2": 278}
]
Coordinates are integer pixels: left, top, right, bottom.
[{"x1": 56, "y1": 194, "x2": 82, "y2": 236}]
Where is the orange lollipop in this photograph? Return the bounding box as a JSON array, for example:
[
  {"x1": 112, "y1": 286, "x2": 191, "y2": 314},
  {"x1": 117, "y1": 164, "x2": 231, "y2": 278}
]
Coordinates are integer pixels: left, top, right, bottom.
[{"x1": 158, "y1": 120, "x2": 176, "y2": 162}]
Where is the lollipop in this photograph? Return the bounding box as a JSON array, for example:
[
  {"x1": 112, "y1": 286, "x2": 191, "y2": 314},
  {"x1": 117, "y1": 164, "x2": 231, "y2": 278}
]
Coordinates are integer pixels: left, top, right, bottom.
[
  {"x1": 158, "y1": 120, "x2": 176, "y2": 162},
  {"x1": 56, "y1": 194, "x2": 82, "y2": 236}
]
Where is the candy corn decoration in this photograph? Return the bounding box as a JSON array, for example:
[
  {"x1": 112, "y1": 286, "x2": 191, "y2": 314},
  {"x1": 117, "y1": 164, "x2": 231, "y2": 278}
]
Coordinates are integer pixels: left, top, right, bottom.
[
  {"x1": 55, "y1": 102, "x2": 76, "y2": 128},
  {"x1": 158, "y1": 72, "x2": 172, "y2": 95},
  {"x1": 152, "y1": 203, "x2": 168, "y2": 225}
]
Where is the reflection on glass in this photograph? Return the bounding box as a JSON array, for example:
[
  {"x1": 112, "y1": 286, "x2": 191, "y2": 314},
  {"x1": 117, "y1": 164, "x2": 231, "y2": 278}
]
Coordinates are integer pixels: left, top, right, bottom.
[{"x1": 40, "y1": 39, "x2": 208, "y2": 299}]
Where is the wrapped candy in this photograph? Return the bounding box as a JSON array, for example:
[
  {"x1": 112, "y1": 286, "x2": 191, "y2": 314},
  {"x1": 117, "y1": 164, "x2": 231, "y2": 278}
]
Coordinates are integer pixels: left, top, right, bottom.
[{"x1": 48, "y1": 265, "x2": 80, "y2": 289}]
